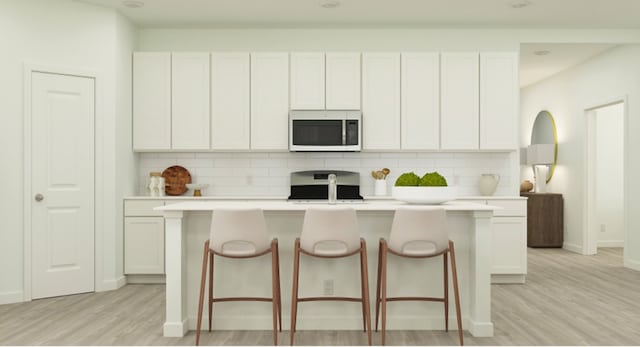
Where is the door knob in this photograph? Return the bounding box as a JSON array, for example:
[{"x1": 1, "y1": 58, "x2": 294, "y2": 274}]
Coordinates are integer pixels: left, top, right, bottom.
[{"x1": 35, "y1": 193, "x2": 44, "y2": 202}]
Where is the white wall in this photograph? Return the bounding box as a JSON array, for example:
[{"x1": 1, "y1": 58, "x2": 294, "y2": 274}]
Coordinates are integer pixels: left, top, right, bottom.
[
  {"x1": 595, "y1": 103, "x2": 624, "y2": 247},
  {"x1": 520, "y1": 45, "x2": 640, "y2": 270},
  {"x1": 138, "y1": 152, "x2": 514, "y2": 197},
  {"x1": 0, "y1": 0, "x2": 137, "y2": 303}
]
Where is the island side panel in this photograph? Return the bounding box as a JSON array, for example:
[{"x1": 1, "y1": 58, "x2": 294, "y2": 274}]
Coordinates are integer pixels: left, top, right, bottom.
[
  {"x1": 163, "y1": 211, "x2": 188, "y2": 337},
  {"x1": 468, "y1": 210, "x2": 494, "y2": 337}
]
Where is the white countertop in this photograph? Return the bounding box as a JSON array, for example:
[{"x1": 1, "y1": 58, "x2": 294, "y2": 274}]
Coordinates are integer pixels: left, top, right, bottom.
[
  {"x1": 126, "y1": 195, "x2": 526, "y2": 201},
  {"x1": 155, "y1": 199, "x2": 498, "y2": 212}
]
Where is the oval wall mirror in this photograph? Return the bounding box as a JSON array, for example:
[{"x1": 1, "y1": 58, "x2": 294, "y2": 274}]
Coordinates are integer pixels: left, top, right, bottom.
[{"x1": 530, "y1": 110, "x2": 558, "y2": 183}]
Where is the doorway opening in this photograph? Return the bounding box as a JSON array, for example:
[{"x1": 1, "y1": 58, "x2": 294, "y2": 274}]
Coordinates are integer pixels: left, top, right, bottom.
[{"x1": 584, "y1": 100, "x2": 626, "y2": 257}]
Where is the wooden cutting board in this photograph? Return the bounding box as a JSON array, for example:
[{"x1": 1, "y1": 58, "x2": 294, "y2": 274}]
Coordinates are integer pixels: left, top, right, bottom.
[{"x1": 162, "y1": 165, "x2": 192, "y2": 196}]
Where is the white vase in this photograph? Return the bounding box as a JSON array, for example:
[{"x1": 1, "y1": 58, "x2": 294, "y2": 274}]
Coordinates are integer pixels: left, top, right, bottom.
[
  {"x1": 479, "y1": 174, "x2": 500, "y2": 196},
  {"x1": 374, "y1": 180, "x2": 387, "y2": 196},
  {"x1": 534, "y1": 166, "x2": 549, "y2": 193}
]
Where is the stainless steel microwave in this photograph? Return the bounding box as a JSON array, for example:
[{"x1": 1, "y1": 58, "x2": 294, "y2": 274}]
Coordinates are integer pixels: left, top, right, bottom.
[{"x1": 289, "y1": 110, "x2": 362, "y2": 151}]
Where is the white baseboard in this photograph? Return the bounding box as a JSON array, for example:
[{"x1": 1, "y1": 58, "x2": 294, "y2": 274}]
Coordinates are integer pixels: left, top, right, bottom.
[
  {"x1": 597, "y1": 240, "x2": 624, "y2": 248},
  {"x1": 491, "y1": 274, "x2": 526, "y2": 284},
  {"x1": 624, "y1": 258, "x2": 640, "y2": 271},
  {"x1": 563, "y1": 242, "x2": 583, "y2": 254},
  {"x1": 0, "y1": 291, "x2": 24, "y2": 305},
  {"x1": 100, "y1": 276, "x2": 126, "y2": 292},
  {"x1": 126, "y1": 274, "x2": 166, "y2": 284}
]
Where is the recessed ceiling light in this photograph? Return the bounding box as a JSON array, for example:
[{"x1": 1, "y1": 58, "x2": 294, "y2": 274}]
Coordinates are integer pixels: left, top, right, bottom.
[
  {"x1": 122, "y1": 0, "x2": 144, "y2": 8},
  {"x1": 510, "y1": 0, "x2": 531, "y2": 9},
  {"x1": 319, "y1": 0, "x2": 340, "y2": 9},
  {"x1": 533, "y1": 50, "x2": 551, "y2": 56}
]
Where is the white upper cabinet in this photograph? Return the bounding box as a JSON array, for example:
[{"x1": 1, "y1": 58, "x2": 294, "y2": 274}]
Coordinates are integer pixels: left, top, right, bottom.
[
  {"x1": 326, "y1": 53, "x2": 361, "y2": 110},
  {"x1": 440, "y1": 52, "x2": 480, "y2": 150},
  {"x1": 290, "y1": 53, "x2": 325, "y2": 110},
  {"x1": 362, "y1": 53, "x2": 401, "y2": 150},
  {"x1": 171, "y1": 53, "x2": 210, "y2": 150},
  {"x1": 401, "y1": 53, "x2": 440, "y2": 150},
  {"x1": 211, "y1": 53, "x2": 250, "y2": 150},
  {"x1": 480, "y1": 52, "x2": 519, "y2": 150},
  {"x1": 251, "y1": 53, "x2": 290, "y2": 150},
  {"x1": 133, "y1": 52, "x2": 171, "y2": 151}
]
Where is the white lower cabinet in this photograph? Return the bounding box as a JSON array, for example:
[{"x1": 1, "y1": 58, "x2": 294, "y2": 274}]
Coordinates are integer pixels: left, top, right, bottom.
[
  {"x1": 459, "y1": 198, "x2": 527, "y2": 283},
  {"x1": 124, "y1": 200, "x2": 165, "y2": 275}
]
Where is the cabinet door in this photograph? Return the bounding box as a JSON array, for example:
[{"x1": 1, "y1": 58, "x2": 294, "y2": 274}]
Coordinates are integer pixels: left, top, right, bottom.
[
  {"x1": 251, "y1": 53, "x2": 289, "y2": 150},
  {"x1": 290, "y1": 53, "x2": 325, "y2": 110},
  {"x1": 362, "y1": 53, "x2": 401, "y2": 150},
  {"x1": 480, "y1": 52, "x2": 518, "y2": 150},
  {"x1": 133, "y1": 52, "x2": 171, "y2": 150},
  {"x1": 124, "y1": 217, "x2": 165, "y2": 274},
  {"x1": 326, "y1": 53, "x2": 361, "y2": 110},
  {"x1": 492, "y1": 217, "x2": 527, "y2": 275},
  {"x1": 171, "y1": 53, "x2": 210, "y2": 150},
  {"x1": 441, "y1": 52, "x2": 479, "y2": 150},
  {"x1": 211, "y1": 53, "x2": 250, "y2": 150},
  {"x1": 401, "y1": 53, "x2": 440, "y2": 150}
]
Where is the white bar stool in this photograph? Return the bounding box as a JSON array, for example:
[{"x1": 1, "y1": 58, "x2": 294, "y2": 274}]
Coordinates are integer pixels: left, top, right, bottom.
[
  {"x1": 375, "y1": 206, "x2": 463, "y2": 345},
  {"x1": 290, "y1": 207, "x2": 372, "y2": 346},
  {"x1": 195, "y1": 208, "x2": 282, "y2": 346}
]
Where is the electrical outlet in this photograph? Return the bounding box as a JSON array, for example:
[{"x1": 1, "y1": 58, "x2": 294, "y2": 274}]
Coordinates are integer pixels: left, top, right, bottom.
[
  {"x1": 600, "y1": 224, "x2": 606, "y2": 233},
  {"x1": 323, "y1": 279, "x2": 334, "y2": 296}
]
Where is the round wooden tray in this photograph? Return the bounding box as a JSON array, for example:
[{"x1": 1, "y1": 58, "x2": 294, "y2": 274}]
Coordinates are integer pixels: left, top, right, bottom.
[{"x1": 161, "y1": 165, "x2": 192, "y2": 196}]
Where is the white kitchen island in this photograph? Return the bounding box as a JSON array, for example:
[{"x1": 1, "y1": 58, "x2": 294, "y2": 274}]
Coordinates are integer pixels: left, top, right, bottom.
[{"x1": 156, "y1": 200, "x2": 497, "y2": 339}]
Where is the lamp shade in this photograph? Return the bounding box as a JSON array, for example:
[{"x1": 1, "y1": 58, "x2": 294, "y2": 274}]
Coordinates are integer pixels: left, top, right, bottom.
[{"x1": 526, "y1": 144, "x2": 554, "y2": 165}]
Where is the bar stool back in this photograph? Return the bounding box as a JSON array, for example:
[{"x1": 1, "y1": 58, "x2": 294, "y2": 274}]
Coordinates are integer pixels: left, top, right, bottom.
[
  {"x1": 375, "y1": 206, "x2": 463, "y2": 345},
  {"x1": 290, "y1": 207, "x2": 372, "y2": 345},
  {"x1": 195, "y1": 208, "x2": 281, "y2": 345}
]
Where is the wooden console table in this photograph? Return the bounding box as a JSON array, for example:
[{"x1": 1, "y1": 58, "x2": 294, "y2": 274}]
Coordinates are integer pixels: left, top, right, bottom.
[{"x1": 520, "y1": 192, "x2": 564, "y2": 247}]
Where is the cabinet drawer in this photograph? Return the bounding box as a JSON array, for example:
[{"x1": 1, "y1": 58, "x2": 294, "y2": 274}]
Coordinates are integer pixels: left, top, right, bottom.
[
  {"x1": 124, "y1": 200, "x2": 165, "y2": 217},
  {"x1": 489, "y1": 200, "x2": 526, "y2": 217}
]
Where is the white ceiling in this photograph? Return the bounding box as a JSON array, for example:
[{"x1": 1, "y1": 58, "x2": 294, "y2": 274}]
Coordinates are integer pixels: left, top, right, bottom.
[
  {"x1": 76, "y1": 0, "x2": 631, "y2": 87},
  {"x1": 520, "y1": 43, "x2": 618, "y2": 87},
  {"x1": 78, "y1": 0, "x2": 640, "y2": 28}
]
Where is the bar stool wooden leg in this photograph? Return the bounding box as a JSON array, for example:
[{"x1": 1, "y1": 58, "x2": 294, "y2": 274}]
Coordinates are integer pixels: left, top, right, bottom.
[
  {"x1": 375, "y1": 239, "x2": 383, "y2": 332},
  {"x1": 208, "y1": 252, "x2": 214, "y2": 332},
  {"x1": 360, "y1": 244, "x2": 367, "y2": 333},
  {"x1": 275, "y1": 241, "x2": 282, "y2": 332},
  {"x1": 449, "y1": 240, "x2": 464, "y2": 346},
  {"x1": 271, "y1": 241, "x2": 279, "y2": 346},
  {"x1": 290, "y1": 239, "x2": 301, "y2": 346},
  {"x1": 380, "y1": 241, "x2": 388, "y2": 346},
  {"x1": 360, "y1": 239, "x2": 372, "y2": 346},
  {"x1": 444, "y1": 252, "x2": 449, "y2": 332},
  {"x1": 196, "y1": 240, "x2": 210, "y2": 346}
]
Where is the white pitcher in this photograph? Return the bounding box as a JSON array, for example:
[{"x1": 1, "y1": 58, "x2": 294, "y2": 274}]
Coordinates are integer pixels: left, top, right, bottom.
[{"x1": 479, "y1": 174, "x2": 500, "y2": 196}]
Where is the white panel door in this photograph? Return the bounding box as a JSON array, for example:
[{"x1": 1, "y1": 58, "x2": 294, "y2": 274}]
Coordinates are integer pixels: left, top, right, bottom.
[
  {"x1": 290, "y1": 52, "x2": 325, "y2": 110},
  {"x1": 362, "y1": 53, "x2": 401, "y2": 150},
  {"x1": 124, "y1": 217, "x2": 165, "y2": 274},
  {"x1": 31, "y1": 72, "x2": 95, "y2": 299},
  {"x1": 211, "y1": 53, "x2": 250, "y2": 150},
  {"x1": 251, "y1": 53, "x2": 289, "y2": 150},
  {"x1": 401, "y1": 53, "x2": 440, "y2": 150},
  {"x1": 133, "y1": 52, "x2": 171, "y2": 150},
  {"x1": 441, "y1": 52, "x2": 479, "y2": 150},
  {"x1": 480, "y1": 52, "x2": 519, "y2": 150},
  {"x1": 326, "y1": 53, "x2": 361, "y2": 110},
  {"x1": 171, "y1": 53, "x2": 210, "y2": 150}
]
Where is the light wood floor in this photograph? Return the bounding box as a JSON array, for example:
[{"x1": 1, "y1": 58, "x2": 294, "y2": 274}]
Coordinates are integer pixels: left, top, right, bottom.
[{"x1": 1, "y1": 248, "x2": 639, "y2": 345}]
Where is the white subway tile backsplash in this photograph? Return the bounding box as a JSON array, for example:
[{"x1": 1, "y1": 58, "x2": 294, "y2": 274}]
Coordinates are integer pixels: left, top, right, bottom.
[{"x1": 138, "y1": 152, "x2": 515, "y2": 197}]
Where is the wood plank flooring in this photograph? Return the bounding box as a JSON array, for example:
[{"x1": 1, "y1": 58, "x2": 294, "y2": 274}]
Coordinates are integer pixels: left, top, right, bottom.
[{"x1": 1, "y1": 248, "x2": 639, "y2": 345}]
